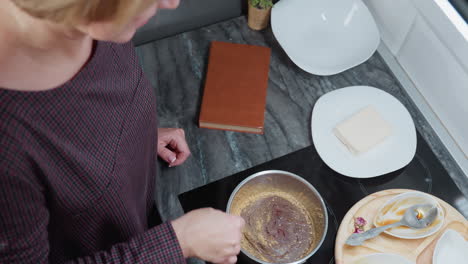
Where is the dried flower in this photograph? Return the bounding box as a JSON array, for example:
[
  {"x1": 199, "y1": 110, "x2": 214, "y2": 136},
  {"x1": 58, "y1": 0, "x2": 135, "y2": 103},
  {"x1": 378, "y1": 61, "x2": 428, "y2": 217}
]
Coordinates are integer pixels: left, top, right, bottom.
[
  {"x1": 353, "y1": 227, "x2": 364, "y2": 234},
  {"x1": 353, "y1": 217, "x2": 367, "y2": 233},
  {"x1": 355, "y1": 217, "x2": 367, "y2": 227}
]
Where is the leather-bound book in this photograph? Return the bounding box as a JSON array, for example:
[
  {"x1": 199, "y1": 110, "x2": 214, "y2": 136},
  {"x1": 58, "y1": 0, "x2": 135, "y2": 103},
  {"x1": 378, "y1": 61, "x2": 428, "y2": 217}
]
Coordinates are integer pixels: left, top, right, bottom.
[{"x1": 199, "y1": 41, "x2": 271, "y2": 134}]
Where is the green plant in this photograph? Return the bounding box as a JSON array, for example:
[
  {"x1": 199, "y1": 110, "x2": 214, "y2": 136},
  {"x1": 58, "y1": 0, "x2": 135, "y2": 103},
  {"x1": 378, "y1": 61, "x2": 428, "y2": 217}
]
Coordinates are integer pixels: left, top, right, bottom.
[{"x1": 249, "y1": 0, "x2": 273, "y2": 9}]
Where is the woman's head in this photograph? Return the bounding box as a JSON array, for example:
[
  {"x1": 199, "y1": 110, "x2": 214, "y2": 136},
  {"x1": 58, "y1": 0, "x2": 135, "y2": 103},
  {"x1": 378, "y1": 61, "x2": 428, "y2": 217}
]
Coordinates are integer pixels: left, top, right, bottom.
[{"x1": 11, "y1": 0, "x2": 180, "y2": 42}]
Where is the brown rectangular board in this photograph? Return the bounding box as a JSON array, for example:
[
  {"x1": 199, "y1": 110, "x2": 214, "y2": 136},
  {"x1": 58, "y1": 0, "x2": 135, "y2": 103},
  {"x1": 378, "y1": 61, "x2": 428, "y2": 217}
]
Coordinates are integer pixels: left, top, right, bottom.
[{"x1": 199, "y1": 41, "x2": 271, "y2": 134}]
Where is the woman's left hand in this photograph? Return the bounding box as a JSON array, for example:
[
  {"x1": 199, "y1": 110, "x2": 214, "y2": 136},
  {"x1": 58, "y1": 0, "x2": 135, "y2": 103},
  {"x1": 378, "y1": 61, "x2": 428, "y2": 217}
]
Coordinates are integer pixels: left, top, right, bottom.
[{"x1": 157, "y1": 128, "x2": 191, "y2": 167}]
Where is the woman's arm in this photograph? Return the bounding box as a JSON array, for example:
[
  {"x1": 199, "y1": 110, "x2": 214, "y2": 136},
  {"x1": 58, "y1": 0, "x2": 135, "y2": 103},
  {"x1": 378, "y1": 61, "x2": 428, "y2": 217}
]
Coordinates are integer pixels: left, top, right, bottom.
[
  {"x1": 0, "y1": 165, "x2": 185, "y2": 264},
  {"x1": 0, "y1": 155, "x2": 243, "y2": 264},
  {"x1": 65, "y1": 223, "x2": 185, "y2": 264}
]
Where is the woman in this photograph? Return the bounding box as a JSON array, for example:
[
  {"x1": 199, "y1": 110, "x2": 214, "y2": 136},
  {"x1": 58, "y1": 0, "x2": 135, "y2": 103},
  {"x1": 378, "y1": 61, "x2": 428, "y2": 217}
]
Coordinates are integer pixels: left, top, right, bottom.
[{"x1": 0, "y1": 0, "x2": 244, "y2": 263}]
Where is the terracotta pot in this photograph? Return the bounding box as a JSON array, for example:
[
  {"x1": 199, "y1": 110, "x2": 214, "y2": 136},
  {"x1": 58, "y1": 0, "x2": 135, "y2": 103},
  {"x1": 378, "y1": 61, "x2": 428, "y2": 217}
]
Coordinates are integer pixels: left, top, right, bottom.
[{"x1": 248, "y1": 4, "x2": 272, "y2": 30}]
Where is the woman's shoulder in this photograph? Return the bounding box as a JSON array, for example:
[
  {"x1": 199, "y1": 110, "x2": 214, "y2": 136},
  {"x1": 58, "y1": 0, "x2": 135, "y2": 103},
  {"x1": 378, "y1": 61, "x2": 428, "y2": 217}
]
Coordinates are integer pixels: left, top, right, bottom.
[{"x1": 99, "y1": 40, "x2": 140, "y2": 67}]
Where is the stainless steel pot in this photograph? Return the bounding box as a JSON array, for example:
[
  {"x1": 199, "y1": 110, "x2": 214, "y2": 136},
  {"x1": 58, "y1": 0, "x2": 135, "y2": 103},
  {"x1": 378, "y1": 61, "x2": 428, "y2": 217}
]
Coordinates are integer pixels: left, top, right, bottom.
[{"x1": 226, "y1": 170, "x2": 328, "y2": 264}]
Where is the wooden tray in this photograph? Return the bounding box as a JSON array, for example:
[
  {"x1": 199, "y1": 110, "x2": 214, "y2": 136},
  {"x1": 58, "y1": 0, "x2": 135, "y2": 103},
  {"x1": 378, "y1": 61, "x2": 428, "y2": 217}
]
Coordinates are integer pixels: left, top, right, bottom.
[{"x1": 335, "y1": 189, "x2": 468, "y2": 264}]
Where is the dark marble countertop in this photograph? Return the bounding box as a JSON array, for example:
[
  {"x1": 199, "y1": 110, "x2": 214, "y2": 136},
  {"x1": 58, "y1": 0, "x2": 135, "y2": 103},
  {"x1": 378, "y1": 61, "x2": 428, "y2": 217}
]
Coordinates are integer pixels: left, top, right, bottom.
[{"x1": 135, "y1": 16, "x2": 468, "y2": 224}]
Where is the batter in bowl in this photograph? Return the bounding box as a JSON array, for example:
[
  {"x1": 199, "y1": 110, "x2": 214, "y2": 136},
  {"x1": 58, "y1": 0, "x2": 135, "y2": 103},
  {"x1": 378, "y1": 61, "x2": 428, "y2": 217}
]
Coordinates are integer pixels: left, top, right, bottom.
[{"x1": 241, "y1": 195, "x2": 314, "y2": 263}]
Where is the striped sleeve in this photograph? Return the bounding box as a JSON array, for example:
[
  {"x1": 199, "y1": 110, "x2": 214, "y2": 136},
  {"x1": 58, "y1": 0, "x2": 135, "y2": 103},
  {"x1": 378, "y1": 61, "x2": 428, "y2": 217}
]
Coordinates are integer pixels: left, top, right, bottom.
[
  {"x1": 68, "y1": 223, "x2": 186, "y2": 264},
  {"x1": 0, "y1": 161, "x2": 185, "y2": 264}
]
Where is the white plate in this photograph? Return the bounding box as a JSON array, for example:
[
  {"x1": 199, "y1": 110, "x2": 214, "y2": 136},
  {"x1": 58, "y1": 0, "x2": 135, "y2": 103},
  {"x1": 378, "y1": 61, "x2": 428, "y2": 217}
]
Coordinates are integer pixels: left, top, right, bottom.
[
  {"x1": 433, "y1": 229, "x2": 468, "y2": 264},
  {"x1": 353, "y1": 253, "x2": 414, "y2": 264},
  {"x1": 271, "y1": 0, "x2": 380, "y2": 76},
  {"x1": 311, "y1": 86, "x2": 416, "y2": 178},
  {"x1": 373, "y1": 191, "x2": 444, "y2": 239}
]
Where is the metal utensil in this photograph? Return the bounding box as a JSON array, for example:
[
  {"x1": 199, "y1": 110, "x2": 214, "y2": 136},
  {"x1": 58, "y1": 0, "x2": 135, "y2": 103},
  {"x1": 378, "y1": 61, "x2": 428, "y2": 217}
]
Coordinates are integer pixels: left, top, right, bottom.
[
  {"x1": 346, "y1": 204, "x2": 438, "y2": 246},
  {"x1": 226, "y1": 170, "x2": 328, "y2": 264}
]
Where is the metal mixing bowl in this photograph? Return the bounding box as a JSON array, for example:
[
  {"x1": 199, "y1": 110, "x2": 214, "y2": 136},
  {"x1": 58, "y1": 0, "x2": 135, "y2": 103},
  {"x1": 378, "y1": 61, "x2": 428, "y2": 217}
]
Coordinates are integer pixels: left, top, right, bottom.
[{"x1": 226, "y1": 170, "x2": 328, "y2": 264}]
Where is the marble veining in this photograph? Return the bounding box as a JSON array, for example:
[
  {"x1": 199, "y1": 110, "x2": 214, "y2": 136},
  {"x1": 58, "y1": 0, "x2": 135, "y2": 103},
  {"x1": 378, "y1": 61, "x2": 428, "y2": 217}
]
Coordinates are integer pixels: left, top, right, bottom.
[{"x1": 135, "y1": 16, "x2": 468, "y2": 226}]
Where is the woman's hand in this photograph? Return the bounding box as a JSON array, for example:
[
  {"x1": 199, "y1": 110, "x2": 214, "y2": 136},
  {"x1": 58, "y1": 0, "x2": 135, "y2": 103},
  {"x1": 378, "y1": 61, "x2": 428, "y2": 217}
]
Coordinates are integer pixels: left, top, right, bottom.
[
  {"x1": 157, "y1": 128, "x2": 191, "y2": 167},
  {"x1": 171, "y1": 208, "x2": 245, "y2": 264}
]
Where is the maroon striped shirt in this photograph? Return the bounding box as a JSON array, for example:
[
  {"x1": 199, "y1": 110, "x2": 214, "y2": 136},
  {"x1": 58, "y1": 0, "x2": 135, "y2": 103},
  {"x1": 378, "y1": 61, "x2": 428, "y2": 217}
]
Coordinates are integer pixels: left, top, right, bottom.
[{"x1": 0, "y1": 41, "x2": 185, "y2": 263}]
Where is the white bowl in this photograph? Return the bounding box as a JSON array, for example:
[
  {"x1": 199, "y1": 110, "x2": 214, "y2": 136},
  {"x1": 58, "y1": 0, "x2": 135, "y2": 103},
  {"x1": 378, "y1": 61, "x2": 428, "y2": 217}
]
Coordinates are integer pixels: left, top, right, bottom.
[
  {"x1": 353, "y1": 253, "x2": 414, "y2": 264},
  {"x1": 433, "y1": 229, "x2": 468, "y2": 264},
  {"x1": 374, "y1": 192, "x2": 445, "y2": 239},
  {"x1": 311, "y1": 86, "x2": 416, "y2": 178},
  {"x1": 271, "y1": 0, "x2": 380, "y2": 76}
]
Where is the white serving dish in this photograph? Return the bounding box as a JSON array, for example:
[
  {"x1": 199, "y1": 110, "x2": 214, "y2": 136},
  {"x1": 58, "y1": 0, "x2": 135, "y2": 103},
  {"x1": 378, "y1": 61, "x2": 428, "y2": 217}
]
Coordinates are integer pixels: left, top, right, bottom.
[
  {"x1": 433, "y1": 229, "x2": 468, "y2": 264},
  {"x1": 374, "y1": 192, "x2": 444, "y2": 239},
  {"x1": 271, "y1": 0, "x2": 380, "y2": 76},
  {"x1": 352, "y1": 253, "x2": 414, "y2": 264},
  {"x1": 311, "y1": 86, "x2": 416, "y2": 178}
]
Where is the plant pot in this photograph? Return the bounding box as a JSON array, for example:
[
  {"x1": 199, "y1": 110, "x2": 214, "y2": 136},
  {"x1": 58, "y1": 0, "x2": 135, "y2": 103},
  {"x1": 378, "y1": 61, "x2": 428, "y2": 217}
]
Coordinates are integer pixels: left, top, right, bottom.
[{"x1": 248, "y1": 4, "x2": 272, "y2": 30}]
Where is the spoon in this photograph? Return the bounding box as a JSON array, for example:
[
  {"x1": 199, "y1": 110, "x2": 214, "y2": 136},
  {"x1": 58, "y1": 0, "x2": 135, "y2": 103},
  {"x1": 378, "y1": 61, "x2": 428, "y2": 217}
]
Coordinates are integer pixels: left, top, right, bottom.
[{"x1": 345, "y1": 204, "x2": 438, "y2": 246}]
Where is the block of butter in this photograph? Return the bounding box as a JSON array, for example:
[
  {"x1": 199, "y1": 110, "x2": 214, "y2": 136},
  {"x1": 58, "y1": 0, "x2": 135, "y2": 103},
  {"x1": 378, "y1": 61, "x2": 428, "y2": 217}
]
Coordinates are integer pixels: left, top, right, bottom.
[{"x1": 334, "y1": 105, "x2": 392, "y2": 155}]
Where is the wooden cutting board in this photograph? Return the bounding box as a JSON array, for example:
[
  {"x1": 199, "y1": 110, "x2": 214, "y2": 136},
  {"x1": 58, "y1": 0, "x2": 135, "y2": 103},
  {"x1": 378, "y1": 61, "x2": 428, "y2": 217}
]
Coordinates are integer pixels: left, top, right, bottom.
[{"x1": 335, "y1": 189, "x2": 468, "y2": 264}]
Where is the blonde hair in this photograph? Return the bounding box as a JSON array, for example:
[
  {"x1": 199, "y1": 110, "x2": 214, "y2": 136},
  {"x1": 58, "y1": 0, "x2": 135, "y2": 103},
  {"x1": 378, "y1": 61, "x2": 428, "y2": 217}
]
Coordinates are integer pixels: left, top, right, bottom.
[{"x1": 12, "y1": 0, "x2": 154, "y2": 25}]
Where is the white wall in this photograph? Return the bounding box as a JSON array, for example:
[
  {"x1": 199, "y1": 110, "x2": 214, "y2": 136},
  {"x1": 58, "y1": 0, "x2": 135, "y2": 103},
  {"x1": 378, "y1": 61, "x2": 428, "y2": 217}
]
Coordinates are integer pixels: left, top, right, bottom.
[{"x1": 363, "y1": 0, "x2": 468, "y2": 175}]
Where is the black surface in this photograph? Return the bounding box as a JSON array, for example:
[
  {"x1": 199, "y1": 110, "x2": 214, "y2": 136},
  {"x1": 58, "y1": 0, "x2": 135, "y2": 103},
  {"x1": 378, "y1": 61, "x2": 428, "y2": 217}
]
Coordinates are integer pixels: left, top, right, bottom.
[
  {"x1": 148, "y1": 203, "x2": 163, "y2": 228},
  {"x1": 133, "y1": 0, "x2": 242, "y2": 45},
  {"x1": 178, "y1": 132, "x2": 467, "y2": 264},
  {"x1": 449, "y1": 0, "x2": 468, "y2": 22}
]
